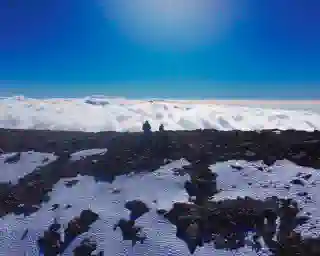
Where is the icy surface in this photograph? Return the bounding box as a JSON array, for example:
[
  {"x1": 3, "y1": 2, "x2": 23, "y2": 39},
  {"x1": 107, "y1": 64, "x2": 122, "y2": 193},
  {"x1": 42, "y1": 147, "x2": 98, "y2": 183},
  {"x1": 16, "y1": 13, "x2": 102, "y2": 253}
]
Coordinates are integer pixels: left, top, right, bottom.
[
  {"x1": 0, "y1": 96, "x2": 320, "y2": 131},
  {"x1": 0, "y1": 151, "x2": 57, "y2": 184},
  {"x1": 70, "y1": 148, "x2": 108, "y2": 161}
]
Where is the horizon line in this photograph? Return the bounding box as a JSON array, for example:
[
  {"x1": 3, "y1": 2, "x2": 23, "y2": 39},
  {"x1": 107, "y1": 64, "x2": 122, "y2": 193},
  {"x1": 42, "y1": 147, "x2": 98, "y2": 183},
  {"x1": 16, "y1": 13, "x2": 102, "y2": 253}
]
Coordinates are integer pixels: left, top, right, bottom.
[{"x1": 1, "y1": 95, "x2": 320, "y2": 104}]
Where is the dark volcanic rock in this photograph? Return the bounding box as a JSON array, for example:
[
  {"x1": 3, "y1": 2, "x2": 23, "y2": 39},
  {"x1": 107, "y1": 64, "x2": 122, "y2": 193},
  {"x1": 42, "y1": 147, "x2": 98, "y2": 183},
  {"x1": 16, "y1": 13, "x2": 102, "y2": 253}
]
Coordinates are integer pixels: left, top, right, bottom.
[
  {"x1": 60, "y1": 209, "x2": 99, "y2": 253},
  {"x1": 50, "y1": 203, "x2": 59, "y2": 211},
  {"x1": 290, "y1": 179, "x2": 305, "y2": 186},
  {"x1": 38, "y1": 220, "x2": 62, "y2": 256},
  {"x1": 64, "y1": 179, "x2": 79, "y2": 188},
  {"x1": 38, "y1": 211, "x2": 99, "y2": 255},
  {"x1": 156, "y1": 209, "x2": 167, "y2": 215},
  {"x1": 302, "y1": 173, "x2": 312, "y2": 180},
  {"x1": 113, "y1": 218, "x2": 146, "y2": 246},
  {"x1": 73, "y1": 238, "x2": 97, "y2": 256},
  {"x1": 184, "y1": 164, "x2": 218, "y2": 204},
  {"x1": 125, "y1": 200, "x2": 150, "y2": 221},
  {"x1": 4, "y1": 152, "x2": 21, "y2": 164},
  {"x1": 21, "y1": 229, "x2": 28, "y2": 240},
  {"x1": 163, "y1": 196, "x2": 317, "y2": 254},
  {"x1": 230, "y1": 164, "x2": 243, "y2": 171}
]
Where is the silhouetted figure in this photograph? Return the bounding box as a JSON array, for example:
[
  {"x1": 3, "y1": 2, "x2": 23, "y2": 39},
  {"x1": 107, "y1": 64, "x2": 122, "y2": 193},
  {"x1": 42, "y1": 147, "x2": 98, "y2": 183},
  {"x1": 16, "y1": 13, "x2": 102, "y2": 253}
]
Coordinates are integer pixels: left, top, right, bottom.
[
  {"x1": 140, "y1": 121, "x2": 152, "y2": 149},
  {"x1": 157, "y1": 123, "x2": 169, "y2": 157},
  {"x1": 142, "y1": 121, "x2": 151, "y2": 134},
  {"x1": 159, "y1": 124, "x2": 164, "y2": 132}
]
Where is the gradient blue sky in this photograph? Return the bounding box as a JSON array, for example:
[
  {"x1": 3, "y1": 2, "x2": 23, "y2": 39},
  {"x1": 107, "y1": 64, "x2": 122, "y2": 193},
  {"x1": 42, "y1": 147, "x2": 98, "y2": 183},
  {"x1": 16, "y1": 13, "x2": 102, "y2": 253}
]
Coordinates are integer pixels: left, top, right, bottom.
[{"x1": 0, "y1": 0, "x2": 319, "y2": 99}]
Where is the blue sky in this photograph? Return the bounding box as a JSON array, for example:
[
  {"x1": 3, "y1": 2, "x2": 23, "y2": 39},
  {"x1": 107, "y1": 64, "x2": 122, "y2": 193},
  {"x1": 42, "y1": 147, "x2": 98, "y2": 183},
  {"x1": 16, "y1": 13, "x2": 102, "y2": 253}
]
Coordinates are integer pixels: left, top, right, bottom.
[{"x1": 0, "y1": 0, "x2": 319, "y2": 99}]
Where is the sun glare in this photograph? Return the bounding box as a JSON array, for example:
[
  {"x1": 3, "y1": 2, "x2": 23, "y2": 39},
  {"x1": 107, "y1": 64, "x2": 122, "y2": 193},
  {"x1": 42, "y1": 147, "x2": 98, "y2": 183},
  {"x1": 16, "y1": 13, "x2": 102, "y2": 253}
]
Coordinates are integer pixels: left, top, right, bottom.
[{"x1": 105, "y1": 0, "x2": 237, "y2": 51}]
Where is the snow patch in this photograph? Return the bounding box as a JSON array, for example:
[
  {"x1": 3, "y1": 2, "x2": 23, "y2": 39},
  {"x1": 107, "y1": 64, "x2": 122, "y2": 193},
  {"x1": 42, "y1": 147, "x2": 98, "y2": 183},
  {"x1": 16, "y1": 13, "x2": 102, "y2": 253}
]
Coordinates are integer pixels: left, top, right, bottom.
[
  {"x1": 0, "y1": 152, "x2": 57, "y2": 184},
  {"x1": 70, "y1": 148, "x2": 108, "y2": 161}
]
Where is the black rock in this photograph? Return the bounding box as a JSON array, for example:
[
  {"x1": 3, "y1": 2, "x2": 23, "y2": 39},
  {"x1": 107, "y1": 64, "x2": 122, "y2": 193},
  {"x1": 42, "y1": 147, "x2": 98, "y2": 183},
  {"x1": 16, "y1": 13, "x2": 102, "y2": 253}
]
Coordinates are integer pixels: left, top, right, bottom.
[
  {"x1": 4, "y1": 152, "x2": 21, "y2": 164},
  {"x1": 156, "y1": 209, "x2": 167, "y2": 215},
  {"x1": 60, "y1": 209, "x2": 99, "y2": 253},
  {"x1": 230, "y1": 164, "x2": 243, "y2": 171},
  {"x1": 21, "y1": 229, "x2": 28, "y2": 240},
  {"x1": 290, "y1": 179, "x2": 305, "y2": 186},
  {"x1": 297, "y1": 192, "x2": 308, "y2": 197},
  {"x1": 302, "y1": 173, "x2": 312, "y2": 180},
  {"x1": 125, "y1": 200, "x2": 150, "y2": 221},
  {"x1": 64, "y1": 180, "x2": 79, "y2": 188},
  {"x1": 50, "y1": 204, "x2": 59, "y2": 211},
  {"x1": 73, "y1": 238, "x2": 97, "y2": 256},
  {"x1": 114, "y1": 218, "x2": 146, "y2": 246}
]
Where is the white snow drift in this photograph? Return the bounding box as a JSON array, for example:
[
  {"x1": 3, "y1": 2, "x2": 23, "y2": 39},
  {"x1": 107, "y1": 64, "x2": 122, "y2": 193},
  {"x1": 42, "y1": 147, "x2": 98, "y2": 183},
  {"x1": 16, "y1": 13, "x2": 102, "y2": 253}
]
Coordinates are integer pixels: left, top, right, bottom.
[{"x1": 0, "y1": 95, "x2": 320, "y2": 132}]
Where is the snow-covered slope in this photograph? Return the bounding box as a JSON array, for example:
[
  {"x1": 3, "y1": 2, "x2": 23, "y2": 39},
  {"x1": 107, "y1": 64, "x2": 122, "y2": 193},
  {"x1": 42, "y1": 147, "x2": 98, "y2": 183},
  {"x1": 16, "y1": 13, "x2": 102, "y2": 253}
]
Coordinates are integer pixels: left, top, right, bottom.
[
  {"x1": 1, "y1": 154, "x2": 320, "y2": 255},
  {"x1": 0, "y1": 95, "x2": 320, "y2": 132}
]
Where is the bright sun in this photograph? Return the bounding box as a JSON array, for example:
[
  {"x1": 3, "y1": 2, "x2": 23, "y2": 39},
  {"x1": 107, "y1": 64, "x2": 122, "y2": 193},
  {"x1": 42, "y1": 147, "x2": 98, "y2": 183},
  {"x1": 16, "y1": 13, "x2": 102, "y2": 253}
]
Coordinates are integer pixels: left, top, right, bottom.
[{"x1": 105, "y1": 0, "x2": 237, "y2": 51}]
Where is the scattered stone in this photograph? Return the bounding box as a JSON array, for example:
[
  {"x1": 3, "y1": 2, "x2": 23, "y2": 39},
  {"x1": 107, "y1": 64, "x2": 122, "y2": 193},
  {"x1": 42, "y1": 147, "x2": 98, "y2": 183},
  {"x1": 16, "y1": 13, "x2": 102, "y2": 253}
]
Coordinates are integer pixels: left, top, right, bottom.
[
  {"x1": 302, "y1": 173, "x2": 312, "y2": 180},
  {"x1": 230, "y1": 164, "x2": 243, "y2": 171},
  {"x1": 295, "y1": 215, "x2": 311, "y2": 226},
  {"x1": 290, "y1": 179, "x2": 305, "y2": 186},
  {"x1": 156, "y1": 209, "x2": 167, "y2": 215},
  {"x1": 21, "y1": 229, "x2": 28, "y2": 240},
  {"x1": 111, "y1": 188, "x2": 121, "y2": 194},
  {"x1": 284, "y1": 185, "x2": 291, "y2": 190},
  {"x1": 42, "y1": 157, "x2": 50, "y2": 163},
  {"x1": 50, "y1": 203, "x2": 59, "y2": 211},
  {"x1": 297, "y1": 192, "x2": 308, "y2": 197}
]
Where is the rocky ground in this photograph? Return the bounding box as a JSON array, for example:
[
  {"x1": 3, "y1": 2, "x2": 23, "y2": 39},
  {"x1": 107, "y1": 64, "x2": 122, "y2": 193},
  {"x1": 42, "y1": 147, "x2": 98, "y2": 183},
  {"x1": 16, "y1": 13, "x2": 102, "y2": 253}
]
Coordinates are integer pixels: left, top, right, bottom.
[{"x1": 0, "y1": 128, "x2": 320, "y2": 255}]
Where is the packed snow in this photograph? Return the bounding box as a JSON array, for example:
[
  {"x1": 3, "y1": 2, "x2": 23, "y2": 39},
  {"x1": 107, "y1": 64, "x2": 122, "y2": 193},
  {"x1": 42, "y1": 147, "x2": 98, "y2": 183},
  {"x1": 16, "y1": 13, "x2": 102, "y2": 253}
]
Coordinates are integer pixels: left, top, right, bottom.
[
  {"x1": 0, "y1": 151, "x2": 57, "y2": 184},
  {"x1": 0, "y1": 95, "x2": 320, "y2": 132},
  {"x1": 70, "y1": 148, "x2": 108, "y2": 161},
  {"x1": 1, "y1": 156, "x2": 320, "y2": 255}
]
